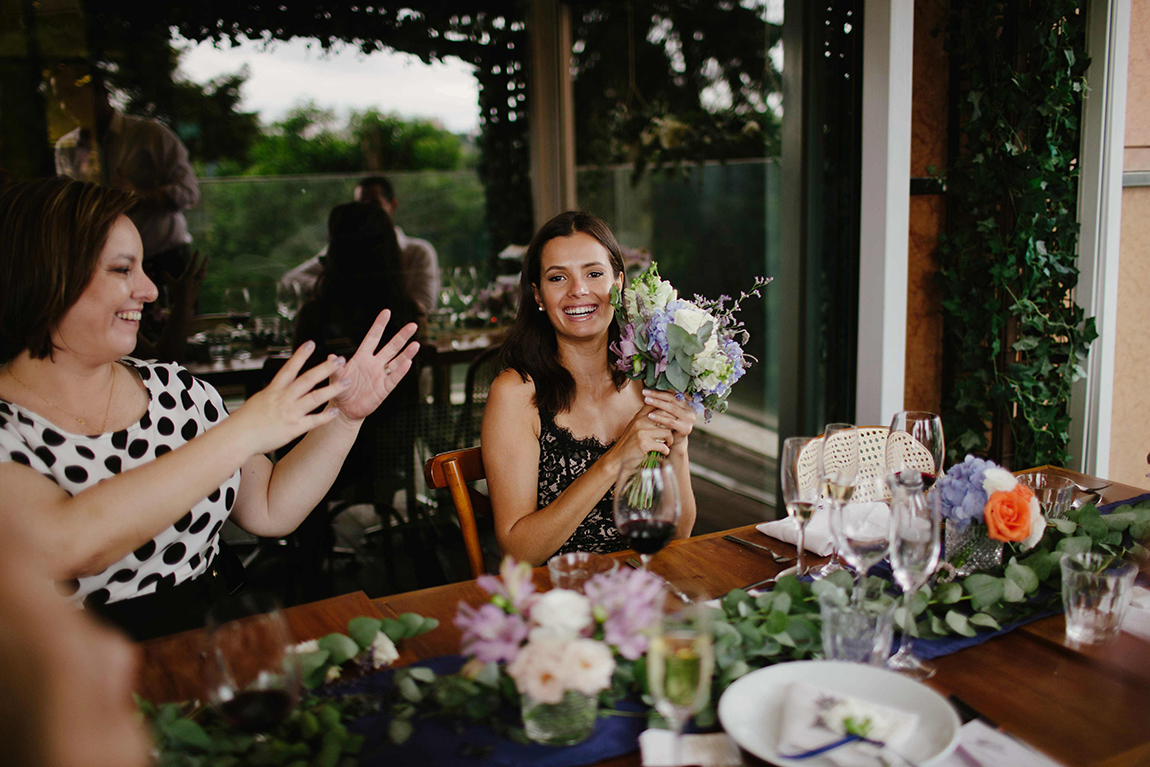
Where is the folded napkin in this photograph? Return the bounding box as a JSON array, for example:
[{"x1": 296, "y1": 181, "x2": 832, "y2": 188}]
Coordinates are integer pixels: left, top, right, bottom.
[
  {"x1": 757, "y1": 502, "x2": 890, "y2": 557},
  {"x1": 1122, "y1": 585, "x2": 1150, "y2": 643},
  {"x1": 778, "y1": 681, "x2": 917, "y2": 767},
  {"x1": 639, "y1": 730, "x2": 741, "y2": 767}
]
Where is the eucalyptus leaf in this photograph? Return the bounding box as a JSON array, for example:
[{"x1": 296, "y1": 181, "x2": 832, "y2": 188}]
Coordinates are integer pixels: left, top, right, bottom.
[
  {"x1": 963, "y1": 574, "x2": 1004, "y2": 612},
  {"x1": 773, "y1": 592, "x2": 793, "y2": 615},
  {"x1": 164, "y1": 718, "x2": 214, "y2": 750},
  {"x1": 1003, "y1": 577, "x2": 1026, "y2": 603},
  {"x1": 970, "y1": 613, "x2": 1002, "y2": 630},
  {"x1": 1052, "y1": 517, "x2": 1078, "y2": 535},
  {"x1": 945, "y1": 610, "x2": 978, "y2": 637},
  {"x1": 1005, "y1": 562, "x2": 1039, "y2": 594},
  {"x1": 1055, "y1": 536, "x2": 1093, "y2": 556},
  {"x1": 407, "y1": 666, "x2": 437, "y2": 683},
  {"x1": 389, "y1": 719, "x2": 414, "y2": 745},
  {"x1": 347, "y1": 617, "x2": 383, "y2": 650},
  {"x1": 318, "y1": 633, "x2": 359, "y2": 665},
  {"x1": 935, "y1": 582, "x2": 964, "y2": 604}
]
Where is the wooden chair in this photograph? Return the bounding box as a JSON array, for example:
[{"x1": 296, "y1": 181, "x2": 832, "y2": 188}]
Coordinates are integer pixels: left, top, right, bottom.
[
  {"x1": 424, "y1": 447, "x2": 492, "y2": 578},
  {"x1": 454, "y1": 344, "x2": 504, "y2": 447},
  {"x1": 796, "y1": 426, "x2": 936, "y2": 502}
]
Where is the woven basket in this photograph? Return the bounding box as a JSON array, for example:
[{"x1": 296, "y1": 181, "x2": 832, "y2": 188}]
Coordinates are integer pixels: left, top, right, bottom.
[{"x1": 796, "y1": 427, "x2": 935, "y2": 503}]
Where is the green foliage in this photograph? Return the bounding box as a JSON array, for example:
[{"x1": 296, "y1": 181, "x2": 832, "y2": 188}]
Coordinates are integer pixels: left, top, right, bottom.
[
  {"x1": 139, "y1": 695, "x2": 376, "y2": 767},
  {"x1": 937, "y1": 0, "x2": 1096, "y2": 468}
]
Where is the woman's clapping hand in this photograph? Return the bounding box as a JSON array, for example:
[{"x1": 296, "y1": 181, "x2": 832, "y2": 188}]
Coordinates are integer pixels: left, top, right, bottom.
[{"x1": 328, "y1": 309, "x2": 420, "y2": 421}]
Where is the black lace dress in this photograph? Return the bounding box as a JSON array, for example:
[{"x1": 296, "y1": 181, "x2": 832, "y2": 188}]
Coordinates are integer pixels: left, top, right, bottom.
[{"x1": 537, "y1": 407, "x2": 626, "y2": 560}]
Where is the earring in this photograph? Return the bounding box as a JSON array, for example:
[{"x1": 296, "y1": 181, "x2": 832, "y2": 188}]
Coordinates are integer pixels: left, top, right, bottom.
[{"x1": 538, "y1": 304, "x2": 545, "y2": 312}]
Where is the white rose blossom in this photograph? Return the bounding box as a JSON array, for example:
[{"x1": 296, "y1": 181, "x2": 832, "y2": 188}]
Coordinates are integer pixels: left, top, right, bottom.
[
  {"x1": 289, "y1": 640, "x2": 320, "y2": 654},
  {"x1": 565, "y1": 638, "x2": 616, "y2": 695},
  {"x1": 507, "y1": 639, "x2": 568, "y2": 704},
  {"x1": 981, "y1": 467, "x2": 1017, "y2": 495},
  {"x1": 1021, "y1": 497, "x2": 1046, "y2": 550},
  {"x1": 529, "y1": 589, "x2": 593, "y2": 642},
  {"x1": 370, "y1": 631, "x2": 400, "y2": 669},
  {"x1": 672, "y1": 303, "x2": 714, "y2": 336}
]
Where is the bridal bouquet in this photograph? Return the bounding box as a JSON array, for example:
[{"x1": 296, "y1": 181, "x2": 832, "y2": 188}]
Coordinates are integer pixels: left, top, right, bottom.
[{"x1": 610, "y1": 264, "x2": 770, "y2": 425}]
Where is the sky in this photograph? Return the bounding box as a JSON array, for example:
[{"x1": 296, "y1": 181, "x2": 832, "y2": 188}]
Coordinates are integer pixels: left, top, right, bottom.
[{"x1": 175, "y1": 35, "x2": 482, "y2": 134}]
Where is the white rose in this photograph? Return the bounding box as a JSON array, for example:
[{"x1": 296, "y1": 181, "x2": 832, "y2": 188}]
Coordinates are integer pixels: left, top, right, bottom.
[
  {"x1": 673, "y1": 303, "x2": 713, "y2": 336},
  {"x1": 982, "y1": 467, "x2": 1017, "y2": 495},
  {"x1": 507, "y1": 639, "x2": 568, "y2": 704},
  {"x1": 1021, "y1": 497, "x2": 1046, "y2": 550},
  {"x1": 370, "y1": 631, "x2": 399, "y2": 669},
  {"x1": 529, "y1": 589, "x2": 592, "y2": 642},
  {"x1": 565, "y1": 639, "x2": 616, "y2": 695},
  {"x1": 289, "y1": 640, "x2": 320, "y2": 654}
]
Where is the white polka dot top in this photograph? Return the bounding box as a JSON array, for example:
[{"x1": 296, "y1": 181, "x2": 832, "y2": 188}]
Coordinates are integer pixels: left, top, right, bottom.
[{"x1": 0, "y1": 358, "x2": 241, "y2": 607}]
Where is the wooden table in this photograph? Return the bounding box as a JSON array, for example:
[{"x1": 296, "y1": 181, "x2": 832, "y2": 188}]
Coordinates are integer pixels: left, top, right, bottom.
[{"x1": 138, "y1": 470, "x2": 1150, "y2": 766}]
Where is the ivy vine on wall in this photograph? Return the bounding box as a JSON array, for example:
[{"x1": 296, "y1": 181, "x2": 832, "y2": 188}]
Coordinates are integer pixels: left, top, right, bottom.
[{"x1": 937, "y1": 0, "x2": 1097, "y2": 469}]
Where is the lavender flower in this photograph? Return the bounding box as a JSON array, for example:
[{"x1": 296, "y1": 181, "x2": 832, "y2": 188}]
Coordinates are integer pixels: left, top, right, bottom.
[
  {"x1": 583, "y1": 568, "x2": 664, "y2": 660},
  {"x1": 934, "y1": 455, "x2": 991, "y2": 532},
  {"x1": 455, "y1": 602, "x2": 529, "y2": 664}
]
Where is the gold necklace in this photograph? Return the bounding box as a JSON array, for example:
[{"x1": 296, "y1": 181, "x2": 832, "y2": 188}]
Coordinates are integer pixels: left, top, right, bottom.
[{"x1": 6, "y1": 363, "x2": 118, "y2": 434}]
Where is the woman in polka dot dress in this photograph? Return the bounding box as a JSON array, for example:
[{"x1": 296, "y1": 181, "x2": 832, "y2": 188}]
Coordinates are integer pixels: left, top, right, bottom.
[{"x1": 0, "y1": 178, "x2": 420, "y2": 640}]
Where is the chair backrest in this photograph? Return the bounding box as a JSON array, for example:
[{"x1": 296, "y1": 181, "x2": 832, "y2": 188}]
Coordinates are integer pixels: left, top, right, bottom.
[
  {"x1": 424, "y1": 447, "x2": 492, "y2": 578},
  {"x1": 456, "y1": 345, "x2": 503, "y2": 447},
  {"x1": 795, "y1": 427, "x2": 936, "y2": 503}
]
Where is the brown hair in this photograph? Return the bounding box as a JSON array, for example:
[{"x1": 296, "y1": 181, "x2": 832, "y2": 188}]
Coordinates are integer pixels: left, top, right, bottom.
[
  {"x1": 0, "y1": 177, "x2": 137, "y2": 363},
  {"x1": 500, "y1": 210, "x2": 628, "y2": 414}
]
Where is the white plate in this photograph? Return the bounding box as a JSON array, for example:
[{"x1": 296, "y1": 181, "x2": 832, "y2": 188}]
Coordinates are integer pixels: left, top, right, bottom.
[{"x1": 717, "y1": 660, "x2": 961, "y2": 766}]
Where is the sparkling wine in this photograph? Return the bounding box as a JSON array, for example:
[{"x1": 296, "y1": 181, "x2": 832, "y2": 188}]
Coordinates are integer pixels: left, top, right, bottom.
[
  {"x1": 822, "y1": 479, "x2": 855, "y2": 503},
  {"x1": 619, "y1": 519, "x2": 675, "y2": 555},
  {"x1": 786, "y1": 500, "x2": 817, "y2": 523},
  {"x1": 648, "y1": 633, "x2": 714, "y2": 712},
  {"x1": 219, "y1": 689, "x2": 292, "y2": 732}
]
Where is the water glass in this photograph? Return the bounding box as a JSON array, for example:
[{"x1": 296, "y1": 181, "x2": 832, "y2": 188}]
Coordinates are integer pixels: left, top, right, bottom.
[
  {"x1": 818, "y1": 591, "x2": 896, "y2": 666},
  {"x1": 1018, "y1": 473, "x2": 1075, "y2": 519},
  {"x1": 1061, "y1": 553, "x2": 1137, "y2": 644},
  {"x1": 548, "y1": 551, "x2": 618, "y2": 592}
]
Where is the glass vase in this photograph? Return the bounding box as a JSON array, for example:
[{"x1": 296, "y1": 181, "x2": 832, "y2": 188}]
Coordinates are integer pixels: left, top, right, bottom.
[
  {"x1": 944, "y1": 521, "x2": 1002, "y2": 576},
  {"x1": 521, "y1": 689, "x2": 599, "y2": 746}
]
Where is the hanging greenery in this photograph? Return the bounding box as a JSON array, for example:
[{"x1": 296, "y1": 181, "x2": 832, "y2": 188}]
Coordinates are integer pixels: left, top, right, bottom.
[{"x1": 937, "y1": 0, "x2": 1097, "y2": 469}]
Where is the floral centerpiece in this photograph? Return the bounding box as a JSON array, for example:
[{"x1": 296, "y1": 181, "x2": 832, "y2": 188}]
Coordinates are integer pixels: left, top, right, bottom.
[
  {"x1": 609, "y1": 263, "x2": 770, "y2": 468},
  {"x1": 934, "y1": 455, "x2": 1047, "y2": 575},
  {"x1": 453, "y1": 557, "x2": 665, "y2": 745}
]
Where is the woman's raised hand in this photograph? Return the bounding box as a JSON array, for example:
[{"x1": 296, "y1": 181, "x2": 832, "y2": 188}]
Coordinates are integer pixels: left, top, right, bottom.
[
  {"x1": 329, "y1": 309, "x2": 421, "y2": 421},
  {"x1": 641, "y1": 389, "x2": 697, "y2": 455},
  {"x1": 233, "y1": 341, "x2": 356, "y2": 455},
  {"x1": 609, "y1": 403, "x2": 674, "y2": 470}
]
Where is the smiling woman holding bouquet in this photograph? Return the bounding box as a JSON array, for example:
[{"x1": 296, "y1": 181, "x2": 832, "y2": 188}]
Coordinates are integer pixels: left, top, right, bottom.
[
  {"x1": 482, "y1": 211, "x2": 697, "y2": 565},
  {"x1": 0, "y1": 178, "x2": 419, "y2": 640}
]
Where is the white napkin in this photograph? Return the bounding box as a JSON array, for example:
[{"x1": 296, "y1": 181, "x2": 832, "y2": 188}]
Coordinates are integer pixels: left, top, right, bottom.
[
  {"x1": 1122, "y1": 585, "x2": 1150, "y2": 642},
  {"x1": 757, "y1": 502, "x2": 891, "y2": 557},
  {"x1": 639, "y1": 730, "x2": 741, "y2": 767},
  {"x1": 777, "y1": 681, "x2": 917, "y2": 767},
  {"x1": 933, "y1": 720, "x2": 1067, "y2": 767}
]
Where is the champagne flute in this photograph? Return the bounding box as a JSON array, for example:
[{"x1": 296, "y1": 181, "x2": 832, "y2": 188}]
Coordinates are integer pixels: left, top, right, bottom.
[
  {"x1": 613, "y1": 462, "x2": 681, "y2": 570},
  {"x1": 647, "y1": 601, "x2": 715, "y2": 767},
  {"x1": 810, "y1": 424, "x2": 859, "y2": 579},
  {"x1": 779, "y1": 437, "x2": 820, "y2": 577},
  {"x1": 887, "y1": 472, "x2": 941, "y2": 679},
  {"x1": 886, "y1": 411, "x2": 945, "y2": 489},
  {"x1": 204, "y1": 593, "x2": 301, "y2": 734}
]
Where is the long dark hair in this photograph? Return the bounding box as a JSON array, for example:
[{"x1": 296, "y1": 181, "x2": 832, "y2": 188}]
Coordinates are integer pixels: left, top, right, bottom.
[
  {"x1": 313, "y1": 202, "x2": 419, "y2": 339},
  {"x1": 500, "y1": 211, "x2": 627, "y2": 414}
]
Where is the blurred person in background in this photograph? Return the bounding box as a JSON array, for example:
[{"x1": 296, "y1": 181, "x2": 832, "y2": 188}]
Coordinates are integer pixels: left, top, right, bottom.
[
  {"x1": 280, "y1": 175, "x2": 440, "y2": 323},
  {"x1": 52, "y1": 62, "x2": 203, "y2": 361}
]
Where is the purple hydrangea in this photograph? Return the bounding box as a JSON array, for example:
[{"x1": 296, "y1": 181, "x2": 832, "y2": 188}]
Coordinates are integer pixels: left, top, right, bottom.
[
  {"x1": 934, "y1": 455, "x2": 991, "y2": 532},
  {"x1": 583, "y1": 568, "x2": 665, "y2": 660},
  {"x1": 454, "y1": 602, "x2": 529, "y2": 664}
]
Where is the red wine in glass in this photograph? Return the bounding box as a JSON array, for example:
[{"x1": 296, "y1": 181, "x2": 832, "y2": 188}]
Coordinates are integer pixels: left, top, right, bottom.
[
  {"x1": 619, "y1": 518, "x2": 676, "y2": 555},
  {"x1": 219, "y1": 689, "x2": 293, "y2": 732},
  {"x1": 920, "y1": 472, "x2": 937, "y2": 490}
]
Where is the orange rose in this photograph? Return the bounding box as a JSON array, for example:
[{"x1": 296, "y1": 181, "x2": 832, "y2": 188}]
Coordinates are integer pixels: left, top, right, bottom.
[{"x1": 983, "y1": 485, "x2": 1034, "y2": 543}]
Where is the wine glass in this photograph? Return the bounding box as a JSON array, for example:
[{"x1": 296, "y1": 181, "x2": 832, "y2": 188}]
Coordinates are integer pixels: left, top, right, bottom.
[
  {"x1": 886, "y1": 411, "x2": 945, "y2": 489},
  {"x1": 613, "y1": 462, "x2": 681, "y2": 570},
  {"x1": 647, "y1": 601, "x2": 715, "y2": 767},
  {"x1": 887, "y1": 472, "x2": 941, "y2": 679},
  {"x1": 779, "y1": 437, "x2": 820, "y2": 577},
  {"x1": 809, "y1": 424, "x2": 859, "y2": 580},
  {"x1": 275, "y1": 281, "x2": 302, "y2": 324},
  {"x1": 204, "y1": 593, "x2": 301, "y2": 734},
  {"x1": 223, "y1": 286, "x2": 252, "y2": 330},
  {"x1": 453, "y1": 266, "x2": 479, "y2": 309}
]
